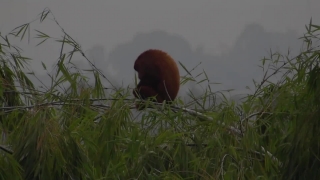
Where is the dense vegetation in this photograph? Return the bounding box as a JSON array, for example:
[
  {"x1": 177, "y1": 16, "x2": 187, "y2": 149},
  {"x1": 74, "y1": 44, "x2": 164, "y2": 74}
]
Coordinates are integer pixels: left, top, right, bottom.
[{"x1": 0, "y1": 8, "x2": 319, "y2": 179}]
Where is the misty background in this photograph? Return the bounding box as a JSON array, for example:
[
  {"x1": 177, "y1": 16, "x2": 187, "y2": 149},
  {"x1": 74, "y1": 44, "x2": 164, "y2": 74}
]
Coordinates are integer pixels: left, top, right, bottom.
[{"x1": 0, "y1": 1, "x2": 319, "y2": 102}]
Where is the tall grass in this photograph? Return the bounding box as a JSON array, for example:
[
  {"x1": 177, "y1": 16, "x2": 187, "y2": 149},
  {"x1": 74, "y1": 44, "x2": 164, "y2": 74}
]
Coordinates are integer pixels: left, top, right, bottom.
[{"x1": 0, "y1": 8, "x2": 319, "y2": 179}]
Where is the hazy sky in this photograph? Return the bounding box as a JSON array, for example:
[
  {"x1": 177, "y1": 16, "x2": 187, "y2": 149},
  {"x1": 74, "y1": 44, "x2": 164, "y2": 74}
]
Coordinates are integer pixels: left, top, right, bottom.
[
  {"x1": 1, "y1": 1, "x2": 319, "y2": 51},
  {"x1": 0, "y1": 1, "x2": 319, "y2": 97}
]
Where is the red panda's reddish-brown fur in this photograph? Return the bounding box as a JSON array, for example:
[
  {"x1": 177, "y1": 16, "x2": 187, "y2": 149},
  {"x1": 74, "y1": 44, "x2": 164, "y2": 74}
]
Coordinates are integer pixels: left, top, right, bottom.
[{"x1": 133, "y1": 49, "x2": 180, "y2": 109}]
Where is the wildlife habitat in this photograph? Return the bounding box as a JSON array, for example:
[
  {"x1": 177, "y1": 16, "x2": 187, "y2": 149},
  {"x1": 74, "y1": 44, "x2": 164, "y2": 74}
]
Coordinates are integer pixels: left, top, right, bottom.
[{"x1": 0, "y1": 8, "x2": 320, "y2": 180}]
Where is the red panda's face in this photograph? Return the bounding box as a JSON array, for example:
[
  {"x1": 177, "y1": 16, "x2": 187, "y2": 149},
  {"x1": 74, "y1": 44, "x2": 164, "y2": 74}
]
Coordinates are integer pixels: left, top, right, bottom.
[
  {"x1": 138, "y1": 71, "x2": 144, "y2": 79},
  {"x1": 134, "y1": 63, "x2": 142, "y2": 79}
]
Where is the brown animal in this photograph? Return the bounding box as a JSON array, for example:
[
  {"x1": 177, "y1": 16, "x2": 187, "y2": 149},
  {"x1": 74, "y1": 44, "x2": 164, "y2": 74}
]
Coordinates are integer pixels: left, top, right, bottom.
[{"x1": 133, "y1": 49, "x2": 180, "y2": 109}]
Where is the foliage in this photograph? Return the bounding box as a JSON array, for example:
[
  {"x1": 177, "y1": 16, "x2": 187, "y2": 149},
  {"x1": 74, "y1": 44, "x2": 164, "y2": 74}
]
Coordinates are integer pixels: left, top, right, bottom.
[{"x1": 0, "y1": 8, "x2": 319, "y2": 179}]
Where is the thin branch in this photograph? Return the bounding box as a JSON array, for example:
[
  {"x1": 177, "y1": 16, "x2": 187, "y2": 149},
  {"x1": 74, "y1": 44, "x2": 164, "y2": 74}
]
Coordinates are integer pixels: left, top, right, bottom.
[
  {"x1": 0, "y1": 145, "x2": 13, "y2": 154},
  {"x1": 172, "y1": 105, "x2": 243, "y2": 136},
  {"x1": 0, "y1": 97, "x2": 243, "y2": 136},
  {"x1": 134, "y1": 101, "x2": 243, "y2": 136},
  {"x1": 0, "y1": 98, "x2": 131, "y2": 111}
]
